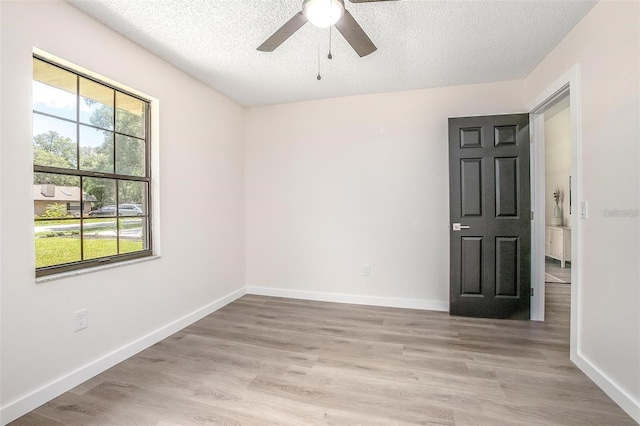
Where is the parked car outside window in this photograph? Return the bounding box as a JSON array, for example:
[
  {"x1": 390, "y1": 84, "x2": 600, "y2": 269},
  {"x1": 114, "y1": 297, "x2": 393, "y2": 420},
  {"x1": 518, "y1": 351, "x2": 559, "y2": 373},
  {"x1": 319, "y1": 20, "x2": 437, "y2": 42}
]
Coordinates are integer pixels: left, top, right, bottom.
[{"x1": 88, "y1": 204, "x2": 143, "y2": 217}]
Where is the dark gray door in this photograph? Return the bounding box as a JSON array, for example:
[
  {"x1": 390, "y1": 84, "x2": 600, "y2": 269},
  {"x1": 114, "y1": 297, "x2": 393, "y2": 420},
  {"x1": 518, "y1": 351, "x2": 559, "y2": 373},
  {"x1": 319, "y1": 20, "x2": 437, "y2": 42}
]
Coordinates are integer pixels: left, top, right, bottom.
[{"x1": 449, "y1": 114, "x2": 530, "y2": 319}]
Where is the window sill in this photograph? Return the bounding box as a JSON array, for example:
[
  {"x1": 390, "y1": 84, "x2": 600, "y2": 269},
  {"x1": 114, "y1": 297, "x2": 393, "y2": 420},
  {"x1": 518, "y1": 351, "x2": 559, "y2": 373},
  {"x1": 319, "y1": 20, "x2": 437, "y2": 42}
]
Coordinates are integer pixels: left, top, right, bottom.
[{"x1": 35, "y1": 254, "x2": 161, "y2": 284}]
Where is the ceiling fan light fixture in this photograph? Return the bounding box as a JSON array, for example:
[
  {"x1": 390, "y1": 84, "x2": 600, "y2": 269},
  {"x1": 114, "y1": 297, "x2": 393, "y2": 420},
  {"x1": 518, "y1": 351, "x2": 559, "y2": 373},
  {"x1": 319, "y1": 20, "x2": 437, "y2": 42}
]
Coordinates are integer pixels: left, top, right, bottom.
[{"x1": 303, "y1": 0, "x2": 345, "y2": 28}]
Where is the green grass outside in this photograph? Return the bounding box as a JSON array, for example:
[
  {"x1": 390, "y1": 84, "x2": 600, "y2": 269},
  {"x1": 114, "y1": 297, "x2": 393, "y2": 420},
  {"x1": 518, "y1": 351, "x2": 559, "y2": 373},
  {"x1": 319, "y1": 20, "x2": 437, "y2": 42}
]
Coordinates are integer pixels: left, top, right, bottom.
[
  {"x1": 34, "y1": 218, "x2": 114, "y2": 226},
  {"x1": 34, "y1": 219, "x2": 143, "y2": 237},
  {"x1": 35, "y1": 237, "x2": 144, "y2": 268},
  {"x1": 34, "y1": 218, "x2": 143, "y2": 227}
]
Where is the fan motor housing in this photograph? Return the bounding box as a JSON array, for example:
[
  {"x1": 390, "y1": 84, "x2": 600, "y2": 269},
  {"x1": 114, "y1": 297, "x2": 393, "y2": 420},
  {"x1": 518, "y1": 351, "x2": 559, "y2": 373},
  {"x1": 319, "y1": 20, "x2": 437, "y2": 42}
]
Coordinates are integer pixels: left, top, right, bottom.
[{"x1": 303, "y1": 0, "x2": 346, "y2": 29}]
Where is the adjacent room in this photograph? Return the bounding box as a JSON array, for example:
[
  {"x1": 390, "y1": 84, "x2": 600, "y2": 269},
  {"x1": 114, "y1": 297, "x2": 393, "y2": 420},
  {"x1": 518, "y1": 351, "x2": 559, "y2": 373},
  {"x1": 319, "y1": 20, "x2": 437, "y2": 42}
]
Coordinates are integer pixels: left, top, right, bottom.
[
  {"x1": 1, "y1": 0, "x2": 638, "y2": 424},
  {"x1": 544, "y1": 96, "x2": 572, "y2": 285}
]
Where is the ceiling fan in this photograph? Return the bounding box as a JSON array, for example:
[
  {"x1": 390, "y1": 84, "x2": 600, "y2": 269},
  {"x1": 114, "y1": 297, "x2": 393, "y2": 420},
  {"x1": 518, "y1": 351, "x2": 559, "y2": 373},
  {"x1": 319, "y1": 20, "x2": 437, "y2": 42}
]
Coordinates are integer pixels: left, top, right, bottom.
[{"x1": 257, "y1": 0, "x2": 398, "y2": 57}]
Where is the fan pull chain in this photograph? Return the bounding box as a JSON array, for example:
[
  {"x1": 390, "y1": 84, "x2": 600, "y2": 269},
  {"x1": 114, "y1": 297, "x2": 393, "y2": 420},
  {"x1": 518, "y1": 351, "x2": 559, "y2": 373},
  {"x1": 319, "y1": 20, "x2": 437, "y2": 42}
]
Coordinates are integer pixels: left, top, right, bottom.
[
  {"x1": 318, "y1": 0, "x2": 334, "y2": 79},
  {"x1": 328, "y1": 25, "x2": 333, "y2": 60},
  {"x1": 317, "y1": 33, "x2": 322, "y2": 80}
]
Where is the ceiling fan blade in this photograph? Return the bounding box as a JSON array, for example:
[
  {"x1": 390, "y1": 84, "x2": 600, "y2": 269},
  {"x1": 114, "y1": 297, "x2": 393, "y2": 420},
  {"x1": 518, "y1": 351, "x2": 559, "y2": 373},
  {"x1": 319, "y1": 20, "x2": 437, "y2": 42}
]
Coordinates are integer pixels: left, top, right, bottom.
[
  {"x1": 334, "y1": 10, "x2": 377, "y2": 57},
  {"x1": 257, "y1": 12, "x2": 308, "y2": 52},
  {"x1": 347, "y1": 0, "x2": 399, "y2": 3}
]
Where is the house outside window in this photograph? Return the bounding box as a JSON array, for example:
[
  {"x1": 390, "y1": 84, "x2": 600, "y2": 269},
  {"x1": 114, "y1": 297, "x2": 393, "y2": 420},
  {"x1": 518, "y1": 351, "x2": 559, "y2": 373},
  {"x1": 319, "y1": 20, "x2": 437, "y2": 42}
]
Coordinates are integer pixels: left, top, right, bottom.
[{"x1": 33, "y1": 56, "x2": 152, "y2": 276}]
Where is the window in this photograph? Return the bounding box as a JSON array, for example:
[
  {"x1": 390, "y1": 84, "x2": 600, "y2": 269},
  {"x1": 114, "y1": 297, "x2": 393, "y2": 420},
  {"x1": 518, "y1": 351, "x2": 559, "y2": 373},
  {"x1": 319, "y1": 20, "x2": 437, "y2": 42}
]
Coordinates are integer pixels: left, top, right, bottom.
[{"x1": 33, "y1": 56, "x2": 152, "y2": 277}]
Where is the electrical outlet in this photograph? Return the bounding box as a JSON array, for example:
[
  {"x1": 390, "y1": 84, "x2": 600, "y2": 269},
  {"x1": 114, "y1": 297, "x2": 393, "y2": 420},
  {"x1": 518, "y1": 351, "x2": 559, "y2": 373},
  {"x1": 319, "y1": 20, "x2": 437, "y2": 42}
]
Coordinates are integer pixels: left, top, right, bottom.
[
  {"x1": 363, "y1": 264, "x2": 370, "y2": 277},
  {"x1": 73, "y1": 309, "x2": 88, "y2": 331}
]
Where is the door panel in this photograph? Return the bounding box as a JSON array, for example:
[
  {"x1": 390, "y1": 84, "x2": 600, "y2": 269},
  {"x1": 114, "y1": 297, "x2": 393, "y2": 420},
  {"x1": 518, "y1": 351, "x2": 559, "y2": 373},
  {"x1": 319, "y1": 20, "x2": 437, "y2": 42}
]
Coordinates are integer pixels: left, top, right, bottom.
[
  {"x1": 496, "y1": 237, "x2": 518, "y2": 297},
  {"x1": 449, "y1": 114, "x2": 530, "y2": 319},
  {"x1": 495, "y1": 157, "x2": 519, "y2": 217},
  {"x1": 461, "y1": 159, "x2": 483, "y2": 217},
  {"x1": 460, "y1": 127, "x2": 482, "y2": 148},
  {"x1": 461, "y1": 237, "x2": 483, "y2": 295}
]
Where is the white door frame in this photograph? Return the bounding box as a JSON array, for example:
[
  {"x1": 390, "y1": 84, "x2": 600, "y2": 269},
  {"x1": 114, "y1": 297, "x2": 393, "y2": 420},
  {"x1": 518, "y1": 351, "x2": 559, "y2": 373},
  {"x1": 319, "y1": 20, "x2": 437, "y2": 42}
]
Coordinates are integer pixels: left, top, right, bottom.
[{"x1": 528, "y1": 64, "x2": 581, "y2": 360}]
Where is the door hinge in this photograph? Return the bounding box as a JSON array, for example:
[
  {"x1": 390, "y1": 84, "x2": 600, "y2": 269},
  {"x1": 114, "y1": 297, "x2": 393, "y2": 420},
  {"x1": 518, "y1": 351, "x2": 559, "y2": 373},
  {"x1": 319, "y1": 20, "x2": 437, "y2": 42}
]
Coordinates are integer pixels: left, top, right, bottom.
[
  {"x1": 531, "y1": 210, "x2": 534, "y2": 221},
  {"x1": 531, "y1": 287, "x2": 534, "y2": 297}
]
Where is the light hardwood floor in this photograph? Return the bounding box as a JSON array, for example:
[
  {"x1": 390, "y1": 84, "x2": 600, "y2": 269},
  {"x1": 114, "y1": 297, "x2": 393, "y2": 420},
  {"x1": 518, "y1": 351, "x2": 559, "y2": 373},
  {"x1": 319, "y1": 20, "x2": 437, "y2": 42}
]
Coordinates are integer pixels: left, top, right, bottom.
[
  {"x1": 11, "y1": 284, "x2": 635, "y2": 425},
  {"x1": 545, "y1": 258, "x2": 571, "y2": 283}
]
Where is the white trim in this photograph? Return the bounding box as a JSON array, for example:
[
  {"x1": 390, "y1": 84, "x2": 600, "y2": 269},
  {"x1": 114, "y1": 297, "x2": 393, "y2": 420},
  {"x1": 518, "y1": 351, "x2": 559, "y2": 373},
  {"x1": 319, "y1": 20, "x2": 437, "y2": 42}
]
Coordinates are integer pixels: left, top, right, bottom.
[
  {"x1": 246, "y1": 285, "x2": 449, "y2": 312},
  {"x1": 529, "y1": 111, "x2": 547, "y2": 321},
  {"x1": 527, "y1": 64, "x2": 581, "y2": 359},
  {"x1": 35, "y1": 255, "x2": 161, "y2": 284},
  {"x1": 527, "y1": 66, "x2": 640, "y2": 423},
  {"x1": 0, "y1": 287, "x2": 246, "y2": 425},
  {"x1": 529, "y1": 82, "x2": 572, "y2": 322},
  {"x1": 572, "y1": 353, "x2": 640, "y2": 423},
  {"x1": 526, "y1": 65, "x2": 578, "y2": 112}
]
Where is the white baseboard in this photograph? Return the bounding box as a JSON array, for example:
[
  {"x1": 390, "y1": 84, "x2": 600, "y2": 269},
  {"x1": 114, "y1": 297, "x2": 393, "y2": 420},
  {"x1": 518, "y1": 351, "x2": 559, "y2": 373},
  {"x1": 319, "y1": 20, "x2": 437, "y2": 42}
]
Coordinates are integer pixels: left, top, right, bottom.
[
  {"x1": 0, "y1": 287, "x2": 246, "y2": 425},
  {"x1": 6, "y1": 286, "x2": 636, "y2": 425},
  {"x1": 246, "y1": 285, "x2": 449, "y2": 312},
  {"x1": 572, "y1": 352, "x2": 640, "y2": 423}
]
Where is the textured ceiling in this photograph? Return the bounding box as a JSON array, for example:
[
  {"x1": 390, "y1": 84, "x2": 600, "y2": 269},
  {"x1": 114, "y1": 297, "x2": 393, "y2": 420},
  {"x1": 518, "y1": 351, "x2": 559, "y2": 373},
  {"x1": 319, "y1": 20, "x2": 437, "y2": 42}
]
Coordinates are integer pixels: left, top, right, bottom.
[{"x1": 67, "y1": 0, "x2": 597, "y2": 107}]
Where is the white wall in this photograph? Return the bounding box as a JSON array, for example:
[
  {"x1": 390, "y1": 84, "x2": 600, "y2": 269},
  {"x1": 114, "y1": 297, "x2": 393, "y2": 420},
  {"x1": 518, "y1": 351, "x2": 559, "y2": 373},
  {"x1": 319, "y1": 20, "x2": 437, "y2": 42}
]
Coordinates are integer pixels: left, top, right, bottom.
[
  {"x1": 245, "y1": 2, "x2": 640, "y2": 421},
  {"x1": 1, "y1": 0, "x2": 638, "y2": 424},
  {"x1": 245, "y1": 81, "x2": 524, "y2": 309},
  {"x1": 0, "y1": 1, "x2": 245, "y2": 422},
  {"x1": 544, "y1": 107, "x2": 571, "y2": 225},
  {"x1": 525, "y1": 1, "x2": 639, "y2": 420}
]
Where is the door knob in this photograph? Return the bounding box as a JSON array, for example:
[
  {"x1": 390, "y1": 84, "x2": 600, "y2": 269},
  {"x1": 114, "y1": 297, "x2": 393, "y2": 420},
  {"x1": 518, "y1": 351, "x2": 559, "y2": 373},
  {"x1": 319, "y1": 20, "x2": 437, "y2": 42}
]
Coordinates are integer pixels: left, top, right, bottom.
[{"x1": 452, "y1": 223, "x2": 470, "y2": 231}]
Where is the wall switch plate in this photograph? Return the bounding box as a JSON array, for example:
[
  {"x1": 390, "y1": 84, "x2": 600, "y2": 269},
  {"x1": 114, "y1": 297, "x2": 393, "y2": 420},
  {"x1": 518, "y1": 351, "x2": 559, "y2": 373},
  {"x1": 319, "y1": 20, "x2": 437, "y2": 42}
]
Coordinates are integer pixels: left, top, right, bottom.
[
  {"x1": 74, "y1": 309, "x2": 88, "y2": 331},
  {"x1": 580, "y1": 201, "x2": 588, "y2": 219},
  {"x1": 363, "y1": 264, "x2": 370, "y2": 277}
]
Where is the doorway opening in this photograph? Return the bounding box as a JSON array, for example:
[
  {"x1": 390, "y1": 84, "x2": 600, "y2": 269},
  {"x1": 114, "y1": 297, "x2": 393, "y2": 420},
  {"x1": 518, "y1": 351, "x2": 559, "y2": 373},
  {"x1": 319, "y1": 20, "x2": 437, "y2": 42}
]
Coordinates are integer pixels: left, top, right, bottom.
[
  {"x1": 543, "y1": 95, "x2": 572, "y2": 282},
  {"x1": 528, "y1": 64, "x2": 581, "y2": 362}
]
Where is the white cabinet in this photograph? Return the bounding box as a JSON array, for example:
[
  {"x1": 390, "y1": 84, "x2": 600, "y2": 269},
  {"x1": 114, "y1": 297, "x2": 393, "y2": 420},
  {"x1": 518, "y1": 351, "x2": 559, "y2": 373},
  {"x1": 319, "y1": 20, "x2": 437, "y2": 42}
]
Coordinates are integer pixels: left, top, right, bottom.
[{"x1": 545, "y1": 226, "x2": 571, "y2": 268}]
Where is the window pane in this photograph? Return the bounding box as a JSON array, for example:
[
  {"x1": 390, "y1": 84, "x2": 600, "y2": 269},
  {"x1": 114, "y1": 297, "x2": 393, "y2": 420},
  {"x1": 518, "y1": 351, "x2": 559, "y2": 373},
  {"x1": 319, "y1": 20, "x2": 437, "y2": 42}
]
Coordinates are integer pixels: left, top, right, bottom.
[
  {"x1": 82, "y1": 186, "x2": 98, "y2": 217},
  {"x1": 33, "y1": 173, "x2": 82, "y2": 267},
  {"x1": 84, "y1": 177, "x2": 116, "y2": 216},
  {"x1": 116, "y1": 134, "x2": 145, "y2": 177},
  {"x1": 33, "y1": 58, "x2": 77, "y2": 121},
  {"x1": 119, "y1": 217, "x2": 148, "y2": 254},
  {"x1": 80, "y1": 77, "x2": 114, "y2": 130},
  {"x1": 35, "y1": 218, "x2": 82, "y2": 267},
  {"x1": 33, "y1": 173, "x2": 81, "y2": 217},
  {"x1": 83, "y1": 219, "x2": 117, "y2": 260},
  {"x1": 33, "y1": 57, "x2": 151, "y2": 275},
  {"x1": 33, "y1": 114, "x2": 77, "y2": 169},
  {"x1": 34, "y1": 171, "x2": 80, "y2": 188},
  {"x1": 80, "y1": 125, "x2": 114, "y2": 173},
  {"x1": 116, "y1": 92, "x2": 145, "y2": 138},
  {"x1": 119, "y1": 180, "x2": 148, "y2": 215}
]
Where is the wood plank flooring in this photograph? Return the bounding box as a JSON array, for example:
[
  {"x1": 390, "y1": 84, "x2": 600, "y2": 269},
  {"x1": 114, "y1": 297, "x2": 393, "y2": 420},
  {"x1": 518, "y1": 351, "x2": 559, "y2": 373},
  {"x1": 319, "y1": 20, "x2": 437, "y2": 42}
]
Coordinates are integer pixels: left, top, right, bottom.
[
  {"x1": 10, "y1": 284, "x2": 635, "y2": 425},
  {"x1": 545, "y1": 258, "x2": 571, "y2": 283}
]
